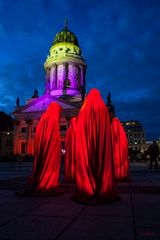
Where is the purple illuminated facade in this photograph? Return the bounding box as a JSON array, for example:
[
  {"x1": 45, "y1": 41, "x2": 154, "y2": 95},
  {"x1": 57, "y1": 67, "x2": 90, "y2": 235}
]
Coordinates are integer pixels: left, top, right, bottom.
[
  {"x1": 45, "y1": 63, "x2": 86, "y2": 97},
  {"x1": 44, "y1": 22, "x2": 86, "y2": 99},
  {"x1": 12, "y1": 23, "x2": 86, "y2": 156}
]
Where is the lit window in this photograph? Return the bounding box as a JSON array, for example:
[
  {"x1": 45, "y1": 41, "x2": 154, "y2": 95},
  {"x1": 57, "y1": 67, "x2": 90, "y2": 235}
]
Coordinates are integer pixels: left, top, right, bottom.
[
  {"x1": 33, "y1": 127, "x2": 36, "y2": 132},
  {"x1": 21, "y1": 127, "x2": 26, "y2": 133},
  {"x1": 60, "y1": 125, "x2": 66, "y2": 131},
  {"x1": 126, "y1": 122, "x2": 131, "y2": 126},
  {"x1": 21, "y1": 142, "x2": 26, "y2": 154}
]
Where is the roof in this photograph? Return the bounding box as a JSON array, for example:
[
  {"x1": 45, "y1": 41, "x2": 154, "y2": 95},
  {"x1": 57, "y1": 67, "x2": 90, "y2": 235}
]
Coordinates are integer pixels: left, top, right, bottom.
[
  {"x1": 53, "y1": 23, "x2": 79, "y2": 47},
  {"x1": 0, "y1": 112, "x2": 13, "y2": 131},
  {"x1": 12, "y1": 94, "x2": 82, "y2": 119}
]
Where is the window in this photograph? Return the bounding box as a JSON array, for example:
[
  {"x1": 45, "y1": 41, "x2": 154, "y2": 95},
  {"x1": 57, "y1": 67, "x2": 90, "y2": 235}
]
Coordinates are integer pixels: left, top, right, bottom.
[
  {"x1": 66, "y1": 48, "x2": 71, "y2": 52},
  {"x1": 21, "y1": 142, "x2": 26, "y2": 154},
  {"x1": 9, "y1": 139, "x2": 12, "y2": 145},
  {"x1": 64, "y1": 79, "x2": 71, "y2": 88},
  {"x1": 6, "y1": 138, "x2": 12, "y2": 146},
  {"x1": 126, "y1": 122, "x2": 131, "y2": 126},
  {"x1": 21, "y1": 127, "x2": 26, "y2": 133},
  {"x1": 60, "y1": 125, "x2": 66, "y2": 131},
  {"x1": 6, "y1": 139, "x2": 10, "y2": 146}
]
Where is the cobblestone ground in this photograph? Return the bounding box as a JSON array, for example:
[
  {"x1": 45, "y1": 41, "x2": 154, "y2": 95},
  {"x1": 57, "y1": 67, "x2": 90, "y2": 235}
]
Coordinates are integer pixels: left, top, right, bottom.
[{"x1": 0, "y1": 162, "x2": 160, "y2": 240}]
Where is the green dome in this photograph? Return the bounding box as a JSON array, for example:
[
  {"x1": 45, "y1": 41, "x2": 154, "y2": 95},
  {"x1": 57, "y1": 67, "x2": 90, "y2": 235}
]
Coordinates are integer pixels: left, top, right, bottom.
[{"x1": 53, "y1": 25, "x2": 79, "y2": 47}]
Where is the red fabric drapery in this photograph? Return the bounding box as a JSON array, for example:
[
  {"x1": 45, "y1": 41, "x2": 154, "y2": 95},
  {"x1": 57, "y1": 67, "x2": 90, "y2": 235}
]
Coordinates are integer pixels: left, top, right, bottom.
[
  {"x1": 64, "y1": 117, "x2": 77, "y2": 182},
  {"x1": 75, "y1": 89, "x2": 117, "y2": 201},
  {"x1": 32, "y1": 102, "x2": 62, "y2": 191},
  {"x1": 111, "y1": 117, "x2": 129, "y2": 180}
]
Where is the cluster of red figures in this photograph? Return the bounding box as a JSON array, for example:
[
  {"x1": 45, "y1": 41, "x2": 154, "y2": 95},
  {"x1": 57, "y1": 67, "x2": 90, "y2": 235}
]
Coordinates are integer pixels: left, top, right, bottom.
[{"x1": 31, "y1": 89, "x2": 129, "y2": 202}]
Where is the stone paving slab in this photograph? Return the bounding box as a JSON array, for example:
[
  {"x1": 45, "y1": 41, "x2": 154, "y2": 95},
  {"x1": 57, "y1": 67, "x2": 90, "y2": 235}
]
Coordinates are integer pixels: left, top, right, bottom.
[
  {"x1": 0, "y1": 190, "x2": 16, "y2": 205},
  {"x1": 137, "y1": 227, "x2": 160, "y2": 240},
  {"x1": 0, "y1": 163, "x2": 160, "y2": 240},
  {"x1": 0, "y1": 215, "x2": 72, "y2": 240},
  {"x1": 133, "y1": 194, "x2": 160, "y2": 228},
  {"x1": 81, "y1": 194, "x2": 132, "y2": 217},
  {"x1": 58, "y1": 215, "x2": 134, "y2": 240},
  {"x1": 0, "y1": 194, "x2": 56, "y2": 227},
  {"x1": 28, "y1": 193, "x2": 84, "y2": 218}
]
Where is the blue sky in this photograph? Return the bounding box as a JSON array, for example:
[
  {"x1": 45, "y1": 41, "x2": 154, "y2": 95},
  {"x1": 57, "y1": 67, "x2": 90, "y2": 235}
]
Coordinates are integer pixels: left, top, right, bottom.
[{"x1": 0, "y1": 0, "x2": 160, "y2": 140}]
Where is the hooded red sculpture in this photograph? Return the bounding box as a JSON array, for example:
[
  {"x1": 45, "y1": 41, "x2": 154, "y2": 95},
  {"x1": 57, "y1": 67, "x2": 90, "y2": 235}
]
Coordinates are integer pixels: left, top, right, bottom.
[
  {"x1": 111, "y1": 117, "x2": 129, "y2": 181},
  {"x1": 32, "y1": 102, "x2": 62, "y2": 192},
  {"x1": 64, "y1": 117, "x2": 77, "y2": 182},
  {"x1": 74, "y1": 89, "x2": 117, "y2": 202}
]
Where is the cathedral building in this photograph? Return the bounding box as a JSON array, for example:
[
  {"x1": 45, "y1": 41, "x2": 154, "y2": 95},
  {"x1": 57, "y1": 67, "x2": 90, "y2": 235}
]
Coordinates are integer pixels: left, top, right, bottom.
[{"x1": 12, "y1": 22, "x2": 86, "y2": 156}]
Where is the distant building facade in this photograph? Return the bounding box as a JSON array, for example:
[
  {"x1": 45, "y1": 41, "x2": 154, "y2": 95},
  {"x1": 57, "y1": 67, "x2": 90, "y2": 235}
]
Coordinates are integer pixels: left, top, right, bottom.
[
  {"x1": 106, "y1": 92, "x2": 116, "y2": 122},
  {"x1": 12, "y1": 22, "x2": 86, "y2": 156},
  {"x1": 122, "y1": 120, "x2": 146, "y2": 152},
  {"x1": 0, "y1": 112, "x2": 13, "y2": 158}
]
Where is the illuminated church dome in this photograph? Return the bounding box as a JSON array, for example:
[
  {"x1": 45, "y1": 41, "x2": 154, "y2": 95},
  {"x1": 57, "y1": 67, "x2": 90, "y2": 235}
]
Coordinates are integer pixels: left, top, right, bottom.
[
  {"x1": 44, "y1": 21, "x2": 86, "y2": 99},
  {"x1": 53, "y1": 23, "x2": 79, "y2": 47}
]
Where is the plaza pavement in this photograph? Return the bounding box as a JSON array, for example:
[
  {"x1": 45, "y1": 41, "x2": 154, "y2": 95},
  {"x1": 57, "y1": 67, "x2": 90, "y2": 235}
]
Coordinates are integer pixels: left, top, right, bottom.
[{"x1": 0, "y1": 162, "x2": 160, "y2": 240}]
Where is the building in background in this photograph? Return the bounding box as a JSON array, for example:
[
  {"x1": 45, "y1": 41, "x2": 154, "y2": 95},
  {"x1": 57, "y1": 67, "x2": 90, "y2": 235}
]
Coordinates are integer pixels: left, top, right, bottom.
[
  {"x1": 106, "y1": 92, "x2": 116, "y2": 122},
  {"x1": 122, "y1": 120, "x2": 146, "y2": 153},
  {"x1": 0, "y1": 112, "x2": 13, "y2": 158},
  {"x1": 12, "y1": 22, "x2": 86, "y2": 156}
]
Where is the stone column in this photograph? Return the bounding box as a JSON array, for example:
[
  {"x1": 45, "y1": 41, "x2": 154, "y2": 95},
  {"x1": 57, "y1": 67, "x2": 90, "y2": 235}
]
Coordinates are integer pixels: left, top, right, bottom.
[
  {"x1": 80, "y1": 66, "x2": 86, "y2": 101},
  {"x1": 72, "y1": 64, "x2": 77, "y2": 89},
  {"x1": 57, "y1": 64, "x2": 62, "y2": 89},
  {"x1": 64, "y1": 63, "x2": 69, "y2": 88},
  {"x1": 62, "y1": 63, "x2": 67, "y2": 89},
  {"x1": 68, "y1": 63, "x2": 72, "y2": 88},
  {"x1": 50, "y1": 64, "x2": 57, "y2": 90},
  {"x1": 13, "y1": 120, "x2": 20, "y2": 155},
  {"x1": 80, "y1": 65, "x2": 84, "y2": 86},
  {"x1": 25, "y1": 120, "x2": 32, "y2": 155},
  {"x1": 45, "y1": 68, "x2": 51, "y2": 93},
  {"x1": 77, "y1": 65, "x2": 81, "y2": 88},
  {"x1": 83, "y1": 67, "x2": 86, "y2": 93}
]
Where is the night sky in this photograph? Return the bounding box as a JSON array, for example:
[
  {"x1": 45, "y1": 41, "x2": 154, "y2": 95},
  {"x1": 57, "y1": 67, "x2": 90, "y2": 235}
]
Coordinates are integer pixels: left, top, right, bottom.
[{"x1": 0, "y1": 0, "x2": 160, "y2": 140}]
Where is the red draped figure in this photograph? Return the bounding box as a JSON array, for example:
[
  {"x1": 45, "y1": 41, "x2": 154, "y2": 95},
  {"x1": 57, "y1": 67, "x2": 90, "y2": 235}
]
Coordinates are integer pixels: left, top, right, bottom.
[
  {"x1": 32, "y1": 102, "x2": 62, "y2": 193},
  {"x1": 64, "y1": 117, "x2": 77, "y2": 182},
  {"x1": 111, "y1": 117, "x2": 129, "y2": 181},
  {"x1": 74, "y1": 89, "x2": 117, "y2": 202}
]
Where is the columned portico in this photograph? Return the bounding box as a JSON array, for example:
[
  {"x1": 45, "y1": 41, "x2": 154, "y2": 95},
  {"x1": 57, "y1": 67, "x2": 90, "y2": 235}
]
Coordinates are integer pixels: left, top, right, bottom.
[
  {"x1": 44, "y1": 23, "x2": 86, "y2": 98},
  {"x1": 12, "y1": 22, "x2": 86, "y2": 156}
]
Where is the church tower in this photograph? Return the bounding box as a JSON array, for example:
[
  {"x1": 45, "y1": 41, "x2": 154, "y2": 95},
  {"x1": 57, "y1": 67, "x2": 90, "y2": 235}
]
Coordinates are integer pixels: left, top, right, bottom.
[
  {"x1": 44, "y1": 21, "x2": 86, "y2": 100},
  {"x1": 12, "y1": 22, "x2": 87, "y2": 157}
]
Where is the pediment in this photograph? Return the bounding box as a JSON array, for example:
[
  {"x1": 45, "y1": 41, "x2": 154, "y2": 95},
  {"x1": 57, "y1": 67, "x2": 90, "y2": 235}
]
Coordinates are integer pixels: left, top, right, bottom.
[{"x1": 16, "y1": 95, "x2": 76, "y2": 113}]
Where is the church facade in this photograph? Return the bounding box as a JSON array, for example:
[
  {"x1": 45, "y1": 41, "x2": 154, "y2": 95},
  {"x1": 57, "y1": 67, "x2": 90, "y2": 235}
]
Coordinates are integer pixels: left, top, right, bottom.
[{"x1": 12, "y1": 23, "x2": 86, "y2": 156}]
